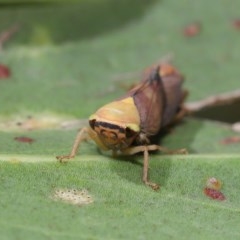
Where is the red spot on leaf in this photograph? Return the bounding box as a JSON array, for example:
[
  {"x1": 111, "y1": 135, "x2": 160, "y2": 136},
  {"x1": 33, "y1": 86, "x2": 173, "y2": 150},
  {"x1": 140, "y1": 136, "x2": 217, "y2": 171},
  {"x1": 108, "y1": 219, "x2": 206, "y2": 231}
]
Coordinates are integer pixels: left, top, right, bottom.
[
  {"x1": 203, "y1": 187, "x2": 226, "y2": 201},
  {"x1": 183, "y1": 22, "x2": 201, "y2": 37},
  {"x1": 220, "y1": 136, "x2": 240, "y2": 145},
  {"x1": 232, "y1": 19, "x2": 240, "y2": 30},
  {"x1": 14, "y1": 136, "x2": 35, "y2": 143},
  {"x1": 0, "y1": 64, "x2": 10, "y2": 79}
]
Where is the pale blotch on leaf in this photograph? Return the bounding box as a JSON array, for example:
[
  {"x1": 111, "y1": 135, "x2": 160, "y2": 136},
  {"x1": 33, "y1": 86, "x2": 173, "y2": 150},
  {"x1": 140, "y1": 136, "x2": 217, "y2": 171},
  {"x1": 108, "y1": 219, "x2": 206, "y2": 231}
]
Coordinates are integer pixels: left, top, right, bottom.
[
  {"x1": 206, "y1": 177, "x2": 222, "y2": 190},
  {"x1": 52, "y1": 188, "x2": 94, "y2": 206},
  {"x1": 8, "y1": 158, "x2": 21, "y2": 164},
  {"x1": 232, "y1": 122, "x2": 240, "y2": 133},
  {"x1": 0, "y1": 113, "x2": 87, "y2": 131}
]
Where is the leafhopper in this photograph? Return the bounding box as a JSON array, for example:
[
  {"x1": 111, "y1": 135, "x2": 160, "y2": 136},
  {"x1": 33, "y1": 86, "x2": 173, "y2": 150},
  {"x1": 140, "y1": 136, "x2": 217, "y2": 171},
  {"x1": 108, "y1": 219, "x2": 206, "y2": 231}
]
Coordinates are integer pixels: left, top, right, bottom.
[{"x1": 57, "y1": 63, "x2": 187, "y2": 190}]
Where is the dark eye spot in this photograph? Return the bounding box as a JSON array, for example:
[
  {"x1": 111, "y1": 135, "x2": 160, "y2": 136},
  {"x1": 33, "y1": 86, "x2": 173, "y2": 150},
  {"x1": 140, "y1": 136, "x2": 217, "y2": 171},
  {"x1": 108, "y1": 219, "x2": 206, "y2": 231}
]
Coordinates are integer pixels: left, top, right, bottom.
[
  {"x1": 100, "y1": 129, "x2": 107, "y2": 137},
  {"x1": 125, "y1": 127, "x2": 137, "y2": 138},
  {"x1": 109, "y1": 131, "x2": 118, "y2": 140},
  {"x1": 89, "y1": 119, "x2": 96, "y2": 129},
  {"x1": 99, "y1": 129, "x2": 118, "y2": 140}
]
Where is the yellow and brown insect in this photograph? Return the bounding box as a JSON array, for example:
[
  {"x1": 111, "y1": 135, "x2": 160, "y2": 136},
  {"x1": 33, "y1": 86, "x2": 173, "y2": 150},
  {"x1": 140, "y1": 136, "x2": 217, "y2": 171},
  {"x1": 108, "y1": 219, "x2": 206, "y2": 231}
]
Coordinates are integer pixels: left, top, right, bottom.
[{"x1": 57, "y1": 63, "x2": 187, "y2": 190}]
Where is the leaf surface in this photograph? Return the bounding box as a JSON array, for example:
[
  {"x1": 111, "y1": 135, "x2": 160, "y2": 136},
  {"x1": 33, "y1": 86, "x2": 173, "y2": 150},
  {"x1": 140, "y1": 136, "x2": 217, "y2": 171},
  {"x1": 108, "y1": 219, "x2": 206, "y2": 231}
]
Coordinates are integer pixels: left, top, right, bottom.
[{"x1": 0, "y1": 1, "x2": 240, "y2": 239}]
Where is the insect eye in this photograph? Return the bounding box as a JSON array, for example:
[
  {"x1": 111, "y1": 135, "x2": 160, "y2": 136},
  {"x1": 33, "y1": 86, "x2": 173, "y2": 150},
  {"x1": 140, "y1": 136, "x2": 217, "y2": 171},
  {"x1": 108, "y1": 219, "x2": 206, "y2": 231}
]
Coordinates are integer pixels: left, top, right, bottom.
[
  {"x1": 89, "y1": 119, "x2": 96, "y2": 129},
  {"x1": 125, "y1": 127, "x2": 137, "y2": 138}
]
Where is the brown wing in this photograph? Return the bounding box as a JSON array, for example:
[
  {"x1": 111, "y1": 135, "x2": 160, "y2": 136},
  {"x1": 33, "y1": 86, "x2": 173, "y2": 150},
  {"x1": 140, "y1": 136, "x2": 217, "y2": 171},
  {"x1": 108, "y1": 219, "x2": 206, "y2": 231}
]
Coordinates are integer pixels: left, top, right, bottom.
[
  {"x1": 123, "y1": 66, "x2": 165, "y2": 136},
  {"x1": 159, "y1": 64, "x2": 185, "y2": 126},
  {"x1": 140, "y1": 63, "x2": 185, "y2": 127}
]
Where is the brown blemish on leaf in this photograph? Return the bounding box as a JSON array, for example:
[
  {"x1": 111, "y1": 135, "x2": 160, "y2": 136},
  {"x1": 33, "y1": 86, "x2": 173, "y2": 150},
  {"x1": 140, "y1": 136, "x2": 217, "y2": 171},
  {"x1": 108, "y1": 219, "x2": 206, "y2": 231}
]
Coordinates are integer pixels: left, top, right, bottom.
[
  {"x1": 203, "y1": 187, "x2": 226, "y2": 201},
  {"x1": 0, "y1": 24, "x2": 19, "y2": 49},
  {"x1": 14, "y1": 136, "x2": 35, "y2": 143},
  {"x1": 232, "y1": 19, "x2": 240, "y2": 30},
  {"x1": 204, "y1": 177, "x2": 226, "y2": 201},
  {"x1": 52, "y1": 188, "x2": 94, "y2": 206},
  {"x1": 220, "y1": 136, "x2": 240, "y2": 145},
  {"x1": 183, "y1": 22, "x2": 201, "y2": 37},
  {"x1": 0, "y1": 64, "x2": 10, "y2": 79}
]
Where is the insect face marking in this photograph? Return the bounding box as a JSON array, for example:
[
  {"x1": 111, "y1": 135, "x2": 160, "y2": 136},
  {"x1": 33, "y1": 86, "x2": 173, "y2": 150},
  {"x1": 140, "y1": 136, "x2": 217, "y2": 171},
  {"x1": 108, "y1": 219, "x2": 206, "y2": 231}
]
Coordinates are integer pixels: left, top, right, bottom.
[{"x1": 89, "y1": 119, "x2": 138, "y2": 150}]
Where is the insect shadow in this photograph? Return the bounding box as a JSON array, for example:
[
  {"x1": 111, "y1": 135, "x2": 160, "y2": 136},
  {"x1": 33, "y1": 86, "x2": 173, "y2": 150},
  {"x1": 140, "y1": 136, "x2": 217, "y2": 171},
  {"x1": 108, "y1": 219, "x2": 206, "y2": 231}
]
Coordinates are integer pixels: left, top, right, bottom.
[
  {"x1": 108, "y1": 151, "x2": 171, "y2": 188},
  {"x1": 159, "y1": 119, "x2": 203, "y2": 154},
  {"x1": 109, "y1": 119, "x2": 202, "y2": 188}
]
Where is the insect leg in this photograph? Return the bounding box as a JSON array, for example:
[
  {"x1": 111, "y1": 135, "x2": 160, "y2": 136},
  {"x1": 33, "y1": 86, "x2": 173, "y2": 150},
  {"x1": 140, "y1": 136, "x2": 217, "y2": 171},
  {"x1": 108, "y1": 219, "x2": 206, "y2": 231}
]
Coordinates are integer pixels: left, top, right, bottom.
[
  {"x1": 56, "y1": 127, "x2": 89, "y2": 162},
  {"x1": 121, "y1": 144, "x2": 187, "y2": 190},
  {"x1": 121, "y1": 145, "x2": 160, "y2": 190},
  {"x1": 122, "y1": 144, "x2": 187, "y2": 156},
  {"x1": 143, "y1": 146, "x2": 160, "y2": 190},
  {"x1": 149, "y1": 145, "x2": 188, "y2": 155}
]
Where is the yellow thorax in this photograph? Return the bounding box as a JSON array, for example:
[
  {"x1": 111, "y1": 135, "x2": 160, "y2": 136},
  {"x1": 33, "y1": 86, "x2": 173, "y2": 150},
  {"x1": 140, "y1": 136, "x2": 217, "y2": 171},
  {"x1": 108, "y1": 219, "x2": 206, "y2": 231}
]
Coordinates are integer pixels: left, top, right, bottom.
[{"x1": 89, "y1": 97, "x2": 140, "y2": 132}]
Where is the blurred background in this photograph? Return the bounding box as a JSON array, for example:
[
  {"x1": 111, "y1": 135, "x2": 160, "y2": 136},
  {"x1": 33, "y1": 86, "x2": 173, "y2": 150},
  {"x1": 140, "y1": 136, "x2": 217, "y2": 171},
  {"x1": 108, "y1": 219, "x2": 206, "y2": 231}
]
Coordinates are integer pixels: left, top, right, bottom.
[{"x1": 0, "y1": 0, "x2": 240, "y2": 122}]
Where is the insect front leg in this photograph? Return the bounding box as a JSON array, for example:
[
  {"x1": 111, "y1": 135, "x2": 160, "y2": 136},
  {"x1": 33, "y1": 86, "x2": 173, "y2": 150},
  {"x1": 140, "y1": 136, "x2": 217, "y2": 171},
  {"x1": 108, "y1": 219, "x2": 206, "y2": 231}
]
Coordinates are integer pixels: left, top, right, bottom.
[
  {"x1": 121, "y1": 144, "x2": 187, "y2": 190},
  {"x1": 121, "y1": 145, "x2": 160, "y2": 190},
  {"x1": 56, "y1": 127, "x2": 90, "y2": 162}
]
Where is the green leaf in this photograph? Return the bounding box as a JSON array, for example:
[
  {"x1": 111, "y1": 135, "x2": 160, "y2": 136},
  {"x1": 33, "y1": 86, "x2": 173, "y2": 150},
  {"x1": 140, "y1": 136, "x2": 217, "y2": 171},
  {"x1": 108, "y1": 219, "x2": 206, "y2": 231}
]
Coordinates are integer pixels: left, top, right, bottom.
[
  {"x1": 0, "y1": 156, "x2": 240, "y2": 239},
  {"x1": 1, "y1": 0, "x2": 240, "y2": 239}
]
